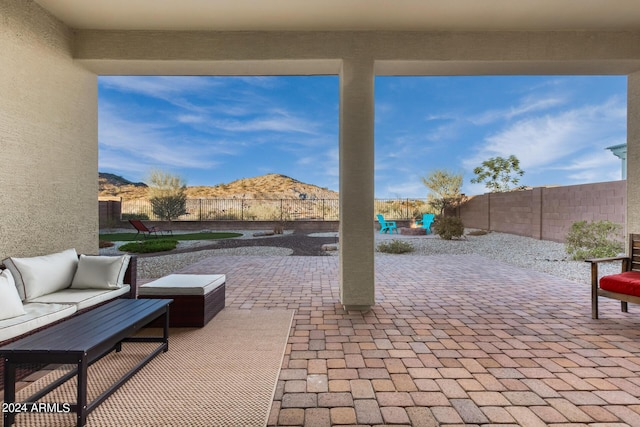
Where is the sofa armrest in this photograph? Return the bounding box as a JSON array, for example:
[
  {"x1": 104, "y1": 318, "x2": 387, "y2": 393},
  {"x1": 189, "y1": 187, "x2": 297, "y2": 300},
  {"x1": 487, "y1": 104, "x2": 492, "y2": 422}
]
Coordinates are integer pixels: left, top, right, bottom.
[{"x1": 124, "y1": 255, "x2": 138, "y2": 299}]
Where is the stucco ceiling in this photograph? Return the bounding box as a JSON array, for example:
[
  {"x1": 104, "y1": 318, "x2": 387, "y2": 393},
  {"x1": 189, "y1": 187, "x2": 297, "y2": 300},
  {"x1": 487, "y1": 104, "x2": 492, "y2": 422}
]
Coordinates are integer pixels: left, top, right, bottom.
[{"x1": 34, "y1": 0, "x2": 640, "y2": 32}]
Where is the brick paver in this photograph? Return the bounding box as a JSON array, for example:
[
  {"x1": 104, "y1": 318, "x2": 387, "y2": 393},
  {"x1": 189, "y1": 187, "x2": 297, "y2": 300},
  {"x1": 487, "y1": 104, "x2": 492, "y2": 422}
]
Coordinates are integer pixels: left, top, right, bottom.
[{"x1": 178, "y1": 254, "x2": 640, "y2": 426}]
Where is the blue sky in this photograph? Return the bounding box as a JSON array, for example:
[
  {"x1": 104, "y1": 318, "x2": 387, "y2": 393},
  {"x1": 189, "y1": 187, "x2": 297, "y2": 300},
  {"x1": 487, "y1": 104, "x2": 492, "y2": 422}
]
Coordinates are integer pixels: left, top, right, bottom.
[{"x1": 98, "y1": 75, "x2": 626, "y2": 198}]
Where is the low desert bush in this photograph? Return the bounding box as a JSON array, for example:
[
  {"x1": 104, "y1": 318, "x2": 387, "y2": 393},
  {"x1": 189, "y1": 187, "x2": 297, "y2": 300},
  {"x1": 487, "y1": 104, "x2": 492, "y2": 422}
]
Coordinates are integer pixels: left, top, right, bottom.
[
  {"x1": 377, "y1": 240, "x2": 414, "y2": 254},
  {"x1": 121, "y1": 213, "x2": 150, "y2": 221},
  {"x1": 118, "y1": 239, "x2": 178, "y2": 254},
  {"x1": 432, "y1": 216, "x2": 465, "y2": 240},
  {"x1": 565, "y1": 220, "x2": 623, "y2": 260}
]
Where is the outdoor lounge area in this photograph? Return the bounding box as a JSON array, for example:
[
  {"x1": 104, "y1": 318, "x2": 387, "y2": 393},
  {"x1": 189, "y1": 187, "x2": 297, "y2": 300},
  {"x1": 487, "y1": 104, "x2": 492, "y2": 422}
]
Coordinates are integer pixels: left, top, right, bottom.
[
  {"x1": 5, "y1": 0, "x2": 640, "y2": 425},
  {"x1": 5, "y1": 252, "x2": 640, "y2": 425}
]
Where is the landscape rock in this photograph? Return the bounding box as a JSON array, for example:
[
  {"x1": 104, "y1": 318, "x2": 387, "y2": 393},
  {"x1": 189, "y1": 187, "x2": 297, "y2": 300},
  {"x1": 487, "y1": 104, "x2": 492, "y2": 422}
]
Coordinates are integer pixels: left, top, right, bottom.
[{"x1": 253, "y1": 231, "x2": 275, "y2": 237}]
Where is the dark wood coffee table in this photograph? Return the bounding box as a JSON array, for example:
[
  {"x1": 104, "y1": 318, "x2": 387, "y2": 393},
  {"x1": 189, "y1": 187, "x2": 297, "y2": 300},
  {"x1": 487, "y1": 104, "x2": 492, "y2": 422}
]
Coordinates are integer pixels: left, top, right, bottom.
[{"x1": 1, "y1": 298, "x2": 172, "y2": 427}]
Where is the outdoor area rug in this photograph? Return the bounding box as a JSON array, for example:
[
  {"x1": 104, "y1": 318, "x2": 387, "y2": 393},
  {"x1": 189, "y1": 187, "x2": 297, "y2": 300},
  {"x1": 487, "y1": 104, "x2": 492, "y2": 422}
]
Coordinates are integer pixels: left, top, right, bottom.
[{"x1": 8, "y1": 309, "x2": 294, "y2": 427}]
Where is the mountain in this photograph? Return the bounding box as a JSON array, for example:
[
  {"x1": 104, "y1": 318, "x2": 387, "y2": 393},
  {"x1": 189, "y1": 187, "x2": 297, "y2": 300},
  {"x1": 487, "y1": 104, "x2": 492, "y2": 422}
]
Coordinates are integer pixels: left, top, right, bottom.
[
  {"x1": 98, "y1": 173, "x2": 148, "y2": 200},
  {"x1": 98, "y1": 173, "x2": 338, "y2": 200}
]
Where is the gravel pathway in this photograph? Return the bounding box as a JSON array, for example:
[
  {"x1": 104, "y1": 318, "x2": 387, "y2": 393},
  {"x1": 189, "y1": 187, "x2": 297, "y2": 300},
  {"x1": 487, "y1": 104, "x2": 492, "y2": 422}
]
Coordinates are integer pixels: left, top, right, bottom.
[{"x1": 102, "y1": 229, "x2": 621, "y2": 283}]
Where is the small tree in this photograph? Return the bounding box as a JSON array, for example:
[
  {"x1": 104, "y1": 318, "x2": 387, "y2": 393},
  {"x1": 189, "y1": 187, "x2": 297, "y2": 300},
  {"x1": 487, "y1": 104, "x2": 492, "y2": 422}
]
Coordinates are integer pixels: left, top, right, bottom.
[
  {"x1": 421, "y1": 169, "x2": 463, "y2": 215},
  {"x1": 147, "y1": 170, "x2": 188, "y2": 221},
  {"x1": 470, "y1": 155, "x2": 525, "y2": 192}
]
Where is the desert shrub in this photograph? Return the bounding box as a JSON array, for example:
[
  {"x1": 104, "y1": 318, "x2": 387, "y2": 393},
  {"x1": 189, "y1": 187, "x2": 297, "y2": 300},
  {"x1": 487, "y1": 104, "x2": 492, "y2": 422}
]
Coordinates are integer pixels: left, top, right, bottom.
[
  {"x1": 121, "y1": 213, "x2": 150, "y2": 221},
  {"x1": 148, "y1": 170, "x2": 188, "y2": 221},
  {"x1": 565, "y1": 220, "x2": 623, "y2": 260},
  {"x1": 432, "y1": 216, "x2": 465, "y2": 240},
  {"x1": 150, "y1": 194, "x2": 187, "y2": 221},
  {"x1": 377, "y1": 240, "x2": 414, "y2": 254},
  {"x1": 118, "y1": 239, "x2": 178, "y2": 254}
]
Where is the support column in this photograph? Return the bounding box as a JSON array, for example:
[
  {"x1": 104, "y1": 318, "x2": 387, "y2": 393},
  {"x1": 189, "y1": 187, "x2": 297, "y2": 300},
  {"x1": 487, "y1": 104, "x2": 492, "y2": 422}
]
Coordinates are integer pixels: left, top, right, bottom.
[
  {"x1": 339, "y1": 58, "x2": 375, "y2": 310},
  {"x1": 628, "y1": 72, "x2": 640, "y2": 234}
]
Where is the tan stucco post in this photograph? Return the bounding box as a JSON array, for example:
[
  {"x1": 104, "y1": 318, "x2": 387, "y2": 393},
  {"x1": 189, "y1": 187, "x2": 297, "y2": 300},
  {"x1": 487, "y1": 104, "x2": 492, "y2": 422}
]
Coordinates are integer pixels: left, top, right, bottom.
[
  {"x1": 627, "y1": 71, "x2": 640, "y2": 235},
  {"x1": 339, "y1": 58, "x2": 375, "y2": 310}
]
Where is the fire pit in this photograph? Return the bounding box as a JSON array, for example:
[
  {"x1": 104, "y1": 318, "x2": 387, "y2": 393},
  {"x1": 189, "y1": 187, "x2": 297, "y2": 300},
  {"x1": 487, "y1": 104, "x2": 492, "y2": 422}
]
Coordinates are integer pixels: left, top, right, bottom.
[{"x1": 399, "y1": 227, "x2": 426, "y2": 236}]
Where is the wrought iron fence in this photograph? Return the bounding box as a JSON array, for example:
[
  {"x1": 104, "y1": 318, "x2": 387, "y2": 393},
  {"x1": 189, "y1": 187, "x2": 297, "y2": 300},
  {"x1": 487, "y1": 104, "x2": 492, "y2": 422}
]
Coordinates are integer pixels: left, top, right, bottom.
[{"x1": 120, "y1": 198, "x2": 428, "y2": 221}]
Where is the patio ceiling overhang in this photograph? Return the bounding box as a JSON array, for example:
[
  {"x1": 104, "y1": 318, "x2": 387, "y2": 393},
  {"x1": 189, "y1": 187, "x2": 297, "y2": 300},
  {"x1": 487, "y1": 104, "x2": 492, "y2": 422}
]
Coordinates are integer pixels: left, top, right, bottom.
[
  {"x1": 73, "y1": 30, "x2": 640, "y2": 76},
  {"x1": 33, "y1": 0, "x2": 640, "y2": 32}
]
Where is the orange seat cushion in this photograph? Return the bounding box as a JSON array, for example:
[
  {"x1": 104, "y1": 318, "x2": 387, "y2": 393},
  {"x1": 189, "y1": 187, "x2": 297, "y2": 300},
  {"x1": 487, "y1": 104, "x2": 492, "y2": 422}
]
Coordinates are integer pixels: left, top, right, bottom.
[{"x1": 600, "y1": 271, "x2": 640, "y2": 297}]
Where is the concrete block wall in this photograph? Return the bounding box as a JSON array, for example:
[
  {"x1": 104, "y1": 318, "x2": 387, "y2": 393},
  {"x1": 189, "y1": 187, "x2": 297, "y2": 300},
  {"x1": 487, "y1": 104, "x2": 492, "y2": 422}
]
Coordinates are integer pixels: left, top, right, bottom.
[
  {"x1": 458, "y1": 195, "x2": 489, "y2": 230},
  {"x1": 459, "y1": 180, "x2": 626, "y2": 243},
  {"x1": 541, "y1": 181, "x2": 626, "y2": 242},
  {"x1": 488, "y1": 190, "x2": 535, "y2": 238}
]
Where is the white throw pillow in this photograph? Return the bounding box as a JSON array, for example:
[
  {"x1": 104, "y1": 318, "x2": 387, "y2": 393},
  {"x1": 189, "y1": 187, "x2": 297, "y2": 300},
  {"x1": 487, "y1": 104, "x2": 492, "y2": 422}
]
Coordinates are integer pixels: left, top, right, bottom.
[
  {"x1": 3, "y1": 248, "x2": 78, "y2": 301},
  {"x1": 71, "y1": 255, "x2": 130, "y2": 290},
  {"x1": 0, "y1": 269, "x2": 26, "y2": 320}
]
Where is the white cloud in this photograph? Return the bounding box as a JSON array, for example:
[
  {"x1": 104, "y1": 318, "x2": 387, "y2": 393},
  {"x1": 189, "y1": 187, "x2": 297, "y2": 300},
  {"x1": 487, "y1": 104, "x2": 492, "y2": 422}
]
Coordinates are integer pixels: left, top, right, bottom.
[
  {"x1": 236, "y1": 76, "x2": 280, "y2": 88},
  {"x1": 462, "y1": 182, "x2": 488, "y2": 196},
  {"x1": 211, "y1": 111, "x2": 319, "y2": 134},
  {"x1": 315, "y1": 148, "x2": 339, "y2": 179},
  {"x1": 177, "y1": 114, "x2": 206, "y2": 124},
  {"x1": 471, "y1": 95, "x2": 566, "y2": 125},
  {"x1": 384, "y1": 180, "x2": 426, "y2": 199},
  {"x1": 464, "y1": 97, "x2": 626, "y2": 175},
  {"x1": 98, "y1": 151, "x2": 152, "y2": 178},
  {"x1": 98, "y1": 107, "x2": 229, "y2": 171},
  {"x1": 547, "y1": 150, "x2": 622, "y2": 183},
  {"x1": 100, "y1": 76, "x2": 220, "y2": 98},
  {"x1": 99, "y1": 76, "x2": 227, "y2": 114}
]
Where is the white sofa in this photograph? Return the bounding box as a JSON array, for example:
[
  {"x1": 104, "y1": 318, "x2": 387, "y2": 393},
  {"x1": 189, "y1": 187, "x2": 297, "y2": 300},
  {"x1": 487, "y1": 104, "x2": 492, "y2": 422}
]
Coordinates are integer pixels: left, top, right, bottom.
[{"x1": 0, "y1": 249, "x2": 137, "y2": 343}]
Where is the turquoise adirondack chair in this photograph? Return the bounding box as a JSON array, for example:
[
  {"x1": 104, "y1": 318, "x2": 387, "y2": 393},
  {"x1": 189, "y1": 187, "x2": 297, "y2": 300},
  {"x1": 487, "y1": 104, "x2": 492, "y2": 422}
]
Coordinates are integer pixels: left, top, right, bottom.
[
  {"x1": 376, "y1": 214, "x2": 398, "y2": 234},
  {"x1": 415, "y1": 213, "x2": 435, "y2": 234}
]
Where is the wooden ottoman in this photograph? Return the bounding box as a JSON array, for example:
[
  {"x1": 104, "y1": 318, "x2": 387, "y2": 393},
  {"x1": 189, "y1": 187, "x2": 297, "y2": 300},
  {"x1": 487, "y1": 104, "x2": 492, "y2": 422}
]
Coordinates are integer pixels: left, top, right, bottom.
[{"x1": 138, "y1": 274, "x2": 225, "y2": 327}]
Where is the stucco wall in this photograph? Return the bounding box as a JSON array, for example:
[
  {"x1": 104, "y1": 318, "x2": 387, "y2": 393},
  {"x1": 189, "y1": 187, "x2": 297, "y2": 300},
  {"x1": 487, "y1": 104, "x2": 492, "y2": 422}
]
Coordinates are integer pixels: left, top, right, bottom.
[
  {"x1": 0, "y1": 0, "x2": 98, "y2": 259},
  {"x1": 628, "y1": 72, "x2": 640, "y2": 235},
  {"x1": 459, "y1": 181, "x2": 626, "y2": 243}
]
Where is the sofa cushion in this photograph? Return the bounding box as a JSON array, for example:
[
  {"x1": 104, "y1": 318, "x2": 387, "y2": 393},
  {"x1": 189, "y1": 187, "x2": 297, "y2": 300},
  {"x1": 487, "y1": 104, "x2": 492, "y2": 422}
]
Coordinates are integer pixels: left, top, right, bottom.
[
  {"x1": 600, "y1": 271, "x2": 640, "y2": 297},
  {"x1": 3, "y1": 248, "x2": 78, "y2": 301},
  {"x1": 139, "y1": 274, "x2": 226, "y2": 296},
  {"x1": 0, "y1": 302, "x2": 76, "y2": 342},
  {"x1": 29, "y1": 286, "x2": 130, "y2": 311},
  {"x1": 71, "y1": 254, "x2": 130, "y2": 290},
  {"x1": 0, "y1": 269, "x2": 25, "y2": 321}
]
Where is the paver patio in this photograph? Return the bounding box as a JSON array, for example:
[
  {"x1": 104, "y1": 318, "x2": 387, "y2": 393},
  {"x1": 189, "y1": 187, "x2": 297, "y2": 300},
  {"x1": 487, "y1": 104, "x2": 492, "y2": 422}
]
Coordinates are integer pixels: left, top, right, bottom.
[{"x1": 179, "y1": 254, "x2": 640, "y2": 426}]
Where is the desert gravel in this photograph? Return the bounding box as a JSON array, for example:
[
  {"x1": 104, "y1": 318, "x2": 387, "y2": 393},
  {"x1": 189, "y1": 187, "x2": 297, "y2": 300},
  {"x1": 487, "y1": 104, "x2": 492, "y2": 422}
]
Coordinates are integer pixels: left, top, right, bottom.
[
  {"x1": 102, "y1": 229, "x2": 621, "y2": 283},
  {"x1": 371, "y1": 231, "x2": 621, "y2": 284}
]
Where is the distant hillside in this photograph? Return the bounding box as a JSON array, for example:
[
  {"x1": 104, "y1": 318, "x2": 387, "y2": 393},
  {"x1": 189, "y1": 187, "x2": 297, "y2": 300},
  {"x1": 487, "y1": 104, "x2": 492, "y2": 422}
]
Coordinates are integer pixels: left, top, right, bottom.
[
  {"x1": 98, "y1": 173, "x2": 338, "y2": 200},
  {"x1": 98, "y1": 173, "x2": 147, "y2": 200}
]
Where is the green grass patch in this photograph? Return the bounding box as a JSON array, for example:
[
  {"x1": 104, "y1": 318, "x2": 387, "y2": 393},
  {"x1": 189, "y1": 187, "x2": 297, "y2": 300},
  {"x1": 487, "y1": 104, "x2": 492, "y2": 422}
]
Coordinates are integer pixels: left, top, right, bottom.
[
  {"x1": 99, "y1": 232, "x2": 242, "y2": 242},
  {"x1": 118, "y1": 239, "x2": 178, "y2": 254}
]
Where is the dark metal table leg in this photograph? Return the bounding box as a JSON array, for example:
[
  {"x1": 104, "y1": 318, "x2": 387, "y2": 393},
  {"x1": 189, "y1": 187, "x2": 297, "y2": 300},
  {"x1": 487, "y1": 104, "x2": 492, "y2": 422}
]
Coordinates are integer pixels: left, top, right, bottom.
[
  {"x1": 76, "y1": 357, "x2": 88, "y2": 427},
  {"x1": 163, "y1": 306, "x2": 170, "y2": 352},
  {"x1": 3, "y1": 359, "x2": 16, "y2": 427}
]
